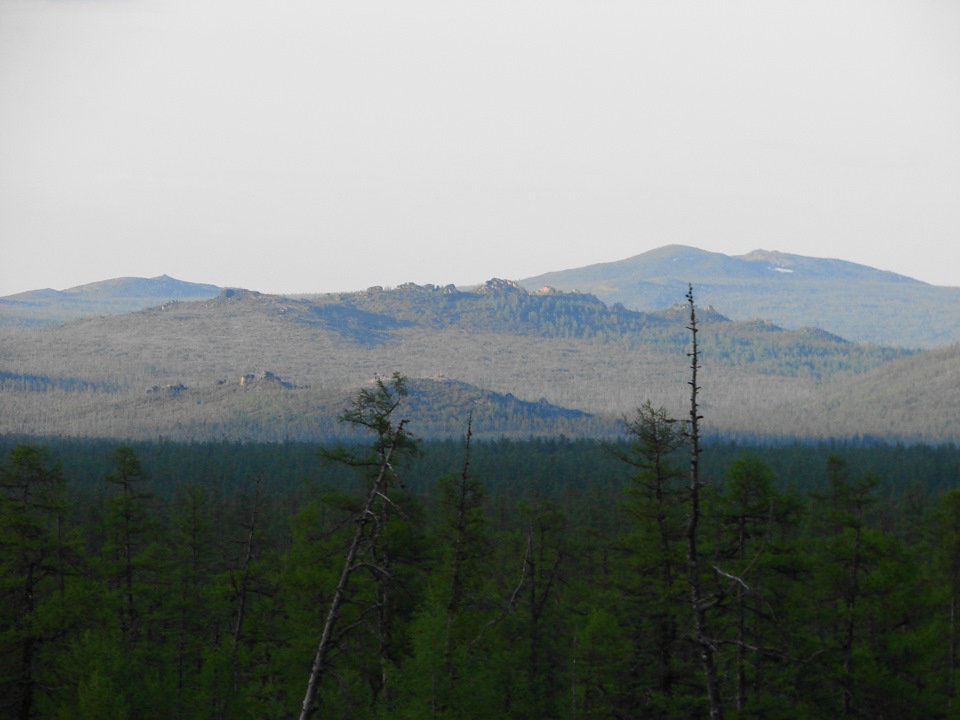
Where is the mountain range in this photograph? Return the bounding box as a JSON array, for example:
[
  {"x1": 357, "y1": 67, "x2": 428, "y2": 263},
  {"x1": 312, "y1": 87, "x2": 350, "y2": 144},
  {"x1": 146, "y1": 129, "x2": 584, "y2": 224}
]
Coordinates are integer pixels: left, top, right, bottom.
[
  {"x1": 5, "y1": 246, "x2": 959, "y2": 350},
  {"x1": 1, "y1": 244, "x2": 958, "y2": 444},
  {"x1": 521, "y1": 245, "x2": 960, "y2": 349}
]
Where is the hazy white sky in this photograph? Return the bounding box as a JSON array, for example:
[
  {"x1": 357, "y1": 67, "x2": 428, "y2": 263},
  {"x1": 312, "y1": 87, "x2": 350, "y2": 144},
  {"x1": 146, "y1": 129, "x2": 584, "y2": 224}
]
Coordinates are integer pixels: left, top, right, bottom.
[{"x1": 1, "y1": 0, "x2": 958, "y2": 296}]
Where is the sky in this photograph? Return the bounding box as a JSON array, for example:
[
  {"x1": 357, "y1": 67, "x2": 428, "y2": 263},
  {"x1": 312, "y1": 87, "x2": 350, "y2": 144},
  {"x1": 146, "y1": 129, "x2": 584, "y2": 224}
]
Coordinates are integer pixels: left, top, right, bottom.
[{"x1": 1, "y1": 0, "x2": 958, "y2": 297}]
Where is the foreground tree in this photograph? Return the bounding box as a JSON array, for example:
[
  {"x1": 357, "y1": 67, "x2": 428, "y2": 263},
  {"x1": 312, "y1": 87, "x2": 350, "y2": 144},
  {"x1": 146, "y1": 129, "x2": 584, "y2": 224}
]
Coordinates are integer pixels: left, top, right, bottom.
[
  {"x1": 395, "y1": 416, "x2": 496, "y2": 717},
  {"x1": 684, "y1": 285, "x2": 724, "y2": 720},
  {"x1": 795, "y1": 455, "x2": 929, "y2": 718},
  {"x1": 607, "y1": 286, "x2": 724, "y2": 718},
  {"x1": 931, "y1": 489, "x2": 960, "y2": 717},
  {"x1": 299, "y1": 372, "x2": 418, "y2": 720},
  {"x1": 713, "y1": 453, "x2": 796, "y2": 717},
  {"x1": 602, "y1": 402, "x2": 689, "y2": 718},
  {"x1": 102, "y1": 446, "x2": 152, "y2": 650},
  {"x1": 0, "y1": 444, "x2": 69, "y2": 720}
]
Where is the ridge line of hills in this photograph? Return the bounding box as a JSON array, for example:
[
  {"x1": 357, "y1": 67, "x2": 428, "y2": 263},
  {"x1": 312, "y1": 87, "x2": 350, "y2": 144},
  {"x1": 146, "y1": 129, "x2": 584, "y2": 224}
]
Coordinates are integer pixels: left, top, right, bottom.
[
  {"x1": 4, "y1": 245, "x2": 960, "y2": 348},
  {"x1": 519, "y1": 244, "x2": 960, "y2": 349},
  {"x1": 1, "y1": 263, "x2": 957, "y2": 444},
  {"x1": 0, "y1": 274, "x2": 222, "y2": 326}
]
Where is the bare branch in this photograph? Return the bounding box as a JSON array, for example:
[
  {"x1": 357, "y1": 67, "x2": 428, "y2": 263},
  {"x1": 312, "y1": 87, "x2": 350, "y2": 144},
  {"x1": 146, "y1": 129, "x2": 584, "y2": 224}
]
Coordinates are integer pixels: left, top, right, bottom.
[
  {"x1": 713, "y1": 565, "x2": 751, "y2": 592},
  {"x1": 470, "y1": 530, "x2": 534, "y2": 647}
]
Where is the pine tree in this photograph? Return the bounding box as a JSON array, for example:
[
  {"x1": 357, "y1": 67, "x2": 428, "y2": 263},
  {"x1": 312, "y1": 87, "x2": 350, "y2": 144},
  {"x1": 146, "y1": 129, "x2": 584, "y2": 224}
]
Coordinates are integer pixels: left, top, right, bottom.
[
  {"x1": 805, "y1": 455, "x2": 927, "y2": 718},
  {"x1": 396, "y1": 416, "x2": 494, "y2": 717},
  {"x1": 604, "y1": 401, "x2": 690, "y2": 718},
  {"x1": 102, "y1": 446, "x2": 151, "y2": 649},
  {"x1": 0, "y1": 444, "x2": 69, "y2": 719}
]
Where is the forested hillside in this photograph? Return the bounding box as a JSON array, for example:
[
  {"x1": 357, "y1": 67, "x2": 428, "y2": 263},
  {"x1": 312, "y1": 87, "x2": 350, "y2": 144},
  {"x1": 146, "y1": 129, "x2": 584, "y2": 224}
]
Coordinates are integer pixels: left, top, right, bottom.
[
  {"x1": 3, "y1": 384, "x2": 960, "y2": 719},
  {"x1": 2, "y1": 280, "x2": 946, "y2": 443}
]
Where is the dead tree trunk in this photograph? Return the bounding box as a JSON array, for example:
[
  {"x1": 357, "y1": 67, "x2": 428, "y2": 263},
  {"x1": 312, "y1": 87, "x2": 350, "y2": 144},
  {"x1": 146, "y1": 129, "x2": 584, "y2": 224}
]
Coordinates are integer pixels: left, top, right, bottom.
[
  {"x1": 684, "y1": 285, "x2": 724, "y2": 720},
  {"x1": 232, "y1": 477, "x2": 262, "y2": 652}
]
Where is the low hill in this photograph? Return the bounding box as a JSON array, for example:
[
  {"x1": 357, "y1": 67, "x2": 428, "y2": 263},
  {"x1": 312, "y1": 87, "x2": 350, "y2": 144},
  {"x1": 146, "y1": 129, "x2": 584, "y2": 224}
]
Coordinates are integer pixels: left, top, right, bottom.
[
  {"x1": 771, "y1": 343, "x2": 960, "y2": 443},
  {"x1": 520, "y1": 245, "x2": 960, "y2": 349},
  {"x1": 0, "y1": 275, "x2": 221, "y2": 327}
]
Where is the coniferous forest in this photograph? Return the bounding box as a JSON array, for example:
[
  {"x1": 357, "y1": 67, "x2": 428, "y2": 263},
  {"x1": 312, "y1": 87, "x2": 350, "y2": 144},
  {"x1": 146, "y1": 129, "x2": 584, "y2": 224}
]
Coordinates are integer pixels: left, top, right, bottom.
[
  {"x1": 4, "y1": 297, "x2": 960, "y2": 719},
  {"x1": 3, "y1": 384, "x2": 960, "y2": 719}
]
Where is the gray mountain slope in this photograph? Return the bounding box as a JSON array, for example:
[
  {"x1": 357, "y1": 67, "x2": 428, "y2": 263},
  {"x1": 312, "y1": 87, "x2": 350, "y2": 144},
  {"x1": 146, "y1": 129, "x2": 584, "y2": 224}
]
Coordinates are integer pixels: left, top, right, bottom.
[
  {"x1": 1, "y1": 283, "x2": 955, "y2": 443},
  {"x1": 0, "y1": 275, "x2": 221, "y2": 327},
  {"x1": 763, "y1": 342, "x2": 960, "y2": 444},
  {"x1": 520, "y1": 245, "x2": 960, "y2": 348}
]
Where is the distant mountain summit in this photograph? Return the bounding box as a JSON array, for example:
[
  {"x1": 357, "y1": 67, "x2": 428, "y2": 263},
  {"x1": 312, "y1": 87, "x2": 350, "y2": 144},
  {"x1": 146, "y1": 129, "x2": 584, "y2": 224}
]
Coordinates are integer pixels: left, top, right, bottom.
[
  {"x1": 59, "y1": 274, "x2": 221, "y2": 300},
  {"x1": 520, "y1": 245, "x2": 960, "y2": 348},
  {"x1": 0, "y1": 275, "x2": 221, "y2": 327}
]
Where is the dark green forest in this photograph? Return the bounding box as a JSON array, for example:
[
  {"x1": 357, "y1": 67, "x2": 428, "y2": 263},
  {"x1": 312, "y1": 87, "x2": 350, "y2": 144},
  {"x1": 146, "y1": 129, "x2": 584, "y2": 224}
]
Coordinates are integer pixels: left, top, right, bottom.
[{"x1": 3, "y1": 391, "x2": 960, "y2": 718}]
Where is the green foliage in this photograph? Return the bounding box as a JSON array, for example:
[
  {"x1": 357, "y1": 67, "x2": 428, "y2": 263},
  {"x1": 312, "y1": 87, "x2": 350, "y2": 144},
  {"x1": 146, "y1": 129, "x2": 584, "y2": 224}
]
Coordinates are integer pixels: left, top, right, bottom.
[
  {"x1": 0, "y1": 437, "x2": 958, "y2": 718},
  {"x1": 0, "y1": 444, "x2": 72, "y2": 719},
  {"x1": 297, "y1": 372, "x2": 424, "y2": 719}
]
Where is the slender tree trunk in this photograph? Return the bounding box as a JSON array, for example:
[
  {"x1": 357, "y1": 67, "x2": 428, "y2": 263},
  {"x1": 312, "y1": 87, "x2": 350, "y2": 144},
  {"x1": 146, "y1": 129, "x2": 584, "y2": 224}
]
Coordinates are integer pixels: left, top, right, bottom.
[
  {"x1": 17, "y1": 563, "x2": 36, "y2": 720},
  {"x1": 840, "y1": 523, "x2": 862, "y2": 717},
  {"x1": 950, "y1": 594, "x2": 957, "y2": 716},
  {"x1": 528, "y1": 537, "x2": 540, "y2": 710},
  {"x1": 942, "y1": 504, "x2": 960, "y2": 719},
  {"x1": 684, "y1": 285, "x2": 724, "y2": 720},
  {"x1": 299, "y1": 429, "x2": 405, "y2": 720},
  {"x1": 655, "y1": 460, "x2": 678, "y2": 704},
  {"x1": 735, "y1": 586, "x2": 746, "y2": 712},
  {"x1": 298, "y1": 514, "x2": 367, "y2": 720},
  {"x1": 444, "y1": 417, "x2": 473, "y2": 661},
  {"x1": 375, "y1": 497, "x2": 393, "y2": 707},
  {"x1": 571, "y1": 629, "x2": 579, "y2": 720},
  {"x1": 735, "y1": 517, "x2": 747, "y2": 713},
  {"x1": 18, "y1": 636, "x2": 35, "y2": 720},
  {"x1": 939, "y1": 491, "x2": 960, "y2": 717},
  {"x1": 232, "y1": 478, "x2": 261, "y2": 651}
]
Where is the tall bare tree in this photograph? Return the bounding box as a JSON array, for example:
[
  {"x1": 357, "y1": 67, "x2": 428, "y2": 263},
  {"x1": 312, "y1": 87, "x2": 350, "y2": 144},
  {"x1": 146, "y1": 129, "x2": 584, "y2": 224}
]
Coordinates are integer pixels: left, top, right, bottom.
[{"x1": 684, "y1": 285, "x2": 724, "y2": 720}]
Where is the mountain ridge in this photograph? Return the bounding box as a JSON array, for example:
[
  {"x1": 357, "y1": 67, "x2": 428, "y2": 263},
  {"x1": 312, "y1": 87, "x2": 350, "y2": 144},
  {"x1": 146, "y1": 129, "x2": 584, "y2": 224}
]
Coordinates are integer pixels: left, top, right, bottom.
[
  {"x1": 520, "y1": 245, "x2": 959, "y2": 348},
  {"x1": 1, "y1": 246, "x2": 955, "y2": 442},
  {"x1": 1, "y1": 278, "x2": 951, "y2": 443},
  {"x1": 0, "y1": 275, "x2": 221, "y2": 327},
  {"x1": 3, "y1": 246, "x2": 957, "y2": 347}
]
